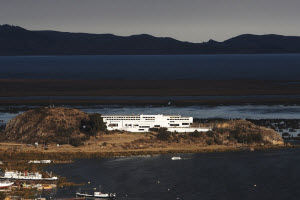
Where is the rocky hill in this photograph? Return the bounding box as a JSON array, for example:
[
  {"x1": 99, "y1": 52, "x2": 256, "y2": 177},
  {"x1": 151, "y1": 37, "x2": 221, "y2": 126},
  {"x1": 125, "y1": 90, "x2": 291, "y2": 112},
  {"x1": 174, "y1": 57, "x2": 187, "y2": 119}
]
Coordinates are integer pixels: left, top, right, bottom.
[
  {"x1": 213, "y1": 120, "x2": 283, "y2": 145},
  {"x1": 3, "y1": 107, "x2": 90, "y2": 145}
]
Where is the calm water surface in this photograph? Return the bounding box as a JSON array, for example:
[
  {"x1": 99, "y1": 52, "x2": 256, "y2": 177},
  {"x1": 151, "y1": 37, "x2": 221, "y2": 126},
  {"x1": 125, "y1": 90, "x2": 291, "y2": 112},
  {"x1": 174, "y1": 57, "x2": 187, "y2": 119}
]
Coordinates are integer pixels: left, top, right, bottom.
[
  {"x1": 1, "y1": 105, "x2": 300, "y2": 123},
  {"x1": 49, "y1": 149, "x2": 300, "y2": 200},
  {"x1": 1, "y1": 54, "x2": 300, "y2": 79}
]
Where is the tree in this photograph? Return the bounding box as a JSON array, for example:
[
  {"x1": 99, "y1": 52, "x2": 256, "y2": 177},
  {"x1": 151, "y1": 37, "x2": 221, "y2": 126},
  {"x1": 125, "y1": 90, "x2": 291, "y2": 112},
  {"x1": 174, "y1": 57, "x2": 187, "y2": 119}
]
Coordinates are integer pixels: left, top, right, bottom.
[
  {"x1": 80, "y1": 113, "x2": 107, "y2": 136},
  {"x1": 89, "y1": 113, "x2": 107, "y2": 135}
]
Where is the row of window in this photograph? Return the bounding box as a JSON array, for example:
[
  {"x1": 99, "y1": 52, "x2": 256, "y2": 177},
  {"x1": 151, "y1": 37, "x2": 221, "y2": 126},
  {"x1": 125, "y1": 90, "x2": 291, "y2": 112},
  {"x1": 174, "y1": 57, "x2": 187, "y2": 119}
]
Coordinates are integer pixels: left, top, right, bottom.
[
  {"x1": 106, "y1": 118, "x2": 141, "y2": 121},
  {"x1": 108, "y1": 123, "x2": 189, "y2": 128},
  {"x1": 105, "y1": 118, "x2": 141, "y2": 119},
  {"x1": 167, "y1": 119, "x2": 190, "y2": 121},
  {"x1": 106, "y1": 118, "x2": 189, "y2": 121}
]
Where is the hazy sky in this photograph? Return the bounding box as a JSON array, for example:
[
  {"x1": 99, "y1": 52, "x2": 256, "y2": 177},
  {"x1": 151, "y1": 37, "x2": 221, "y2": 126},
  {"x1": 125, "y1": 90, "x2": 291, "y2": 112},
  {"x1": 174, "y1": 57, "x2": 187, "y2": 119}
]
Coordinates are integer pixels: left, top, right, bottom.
[{"x1": 1, "y1": 0, "x2": 300, "y2": 42}]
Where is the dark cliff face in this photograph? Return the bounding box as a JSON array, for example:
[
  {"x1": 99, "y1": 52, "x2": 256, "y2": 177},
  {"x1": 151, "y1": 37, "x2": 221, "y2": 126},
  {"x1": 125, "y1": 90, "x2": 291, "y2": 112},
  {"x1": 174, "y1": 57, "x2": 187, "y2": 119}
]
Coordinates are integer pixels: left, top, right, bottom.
[{"x1": 1, "y1": 24, "x2": 300, "y2": 55}]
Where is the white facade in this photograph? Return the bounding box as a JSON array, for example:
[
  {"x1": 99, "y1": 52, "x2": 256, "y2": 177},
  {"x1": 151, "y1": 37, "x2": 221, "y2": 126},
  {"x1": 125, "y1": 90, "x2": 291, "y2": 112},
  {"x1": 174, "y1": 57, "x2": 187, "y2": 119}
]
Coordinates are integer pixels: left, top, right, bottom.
[{"x1": 102, "y1": 114, "x2": 210, "y2": 133}]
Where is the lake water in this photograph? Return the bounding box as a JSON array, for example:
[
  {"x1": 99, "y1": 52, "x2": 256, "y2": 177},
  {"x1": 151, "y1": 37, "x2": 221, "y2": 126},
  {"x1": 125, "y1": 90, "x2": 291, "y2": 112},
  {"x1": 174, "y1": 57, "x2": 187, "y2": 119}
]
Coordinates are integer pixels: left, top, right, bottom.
[
  {"x1": 1, "y1": 54, "x2": 300, "y2": 79},
  {"x1": 49, "y1": 149, "x2": 300, "y2": 200},
  {"x1": 1, "y1": 95, "x2": 300, "y2": 101},
  {"x1": 1, "y1": 105, "x2": 300, "y2": 124}
]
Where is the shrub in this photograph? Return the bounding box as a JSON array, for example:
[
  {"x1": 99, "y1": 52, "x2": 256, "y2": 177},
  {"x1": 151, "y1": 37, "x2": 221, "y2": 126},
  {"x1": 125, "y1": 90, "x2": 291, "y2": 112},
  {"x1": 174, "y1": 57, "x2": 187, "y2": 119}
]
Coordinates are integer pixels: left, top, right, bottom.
[
  {"x1": 69, "y1": 137, "x2": 83, "y2": 147},
  {"x1": 189, "y1": 130, "x2": 201, "y2": 137},
  {"x1": 206, "y1": 130, "x2": 216, "y2": 137},
  {"x1": 214, "y1": 137, "x2": 223, "y2": 145},
  {"x1": 206, "y1": 138, "x2": 214, "y2": 145},
  {"x1": 228, "y1": 129, "x2": 240, "y2": 141},
  {"x1": 156, "y1": 128, "x2": 172, "y2": 141}
]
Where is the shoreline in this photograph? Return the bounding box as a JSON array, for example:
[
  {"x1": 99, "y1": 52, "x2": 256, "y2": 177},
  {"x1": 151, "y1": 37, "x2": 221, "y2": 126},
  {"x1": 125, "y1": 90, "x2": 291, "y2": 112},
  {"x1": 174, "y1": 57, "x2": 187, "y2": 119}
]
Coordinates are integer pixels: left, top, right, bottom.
[{"x1": 0, "y1": 143, "x2": 291, "y2": 161}]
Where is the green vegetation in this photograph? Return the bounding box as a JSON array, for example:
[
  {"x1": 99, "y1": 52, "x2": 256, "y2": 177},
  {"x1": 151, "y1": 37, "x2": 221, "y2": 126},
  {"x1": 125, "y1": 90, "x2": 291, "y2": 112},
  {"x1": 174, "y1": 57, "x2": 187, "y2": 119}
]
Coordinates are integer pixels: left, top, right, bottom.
[
  {"x1": 189, "y1": 130, "x2": 201, "y2": 137},
  {"x1": 0, "y1": 192, "x2": 6, "y2": 200},
  {"x1": 54, "y1": 113, "x2": 107, "y2": 146},
  {"x1": 0, "y1": 125, "x2": 5, "y2": 132},
  {"x1": 153, "y1": 120, "x2": 270, "y2": 145},
  {"x1": 89, "y1": 113, "x2": 107, "y2": 132},
  {"x1": 80, "y1": 113, "x2": 107, "y2": 136},
  {"x1": 156, "y1": 128, "x2": 172, "y2": 141},
  {"x1": 228, "y1": 129, "x2": 263, "y2": 144}
]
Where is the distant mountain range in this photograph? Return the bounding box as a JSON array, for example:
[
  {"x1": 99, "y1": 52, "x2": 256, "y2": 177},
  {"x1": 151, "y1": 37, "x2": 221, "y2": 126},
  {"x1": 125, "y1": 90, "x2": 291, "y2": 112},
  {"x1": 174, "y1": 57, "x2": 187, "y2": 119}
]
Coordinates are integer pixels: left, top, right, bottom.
[{"x1": 1, "y1": 24, "x2": 300, "y2": 55}]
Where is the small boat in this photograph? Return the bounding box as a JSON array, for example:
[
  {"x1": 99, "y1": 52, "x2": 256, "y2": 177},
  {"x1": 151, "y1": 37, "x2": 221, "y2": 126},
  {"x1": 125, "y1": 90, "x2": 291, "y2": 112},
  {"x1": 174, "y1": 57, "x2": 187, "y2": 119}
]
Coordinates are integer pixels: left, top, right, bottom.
[
  {"x1": 76, "y1": 191, "x2": 116, "y2": 199},
  {"x1": 0, "y1": 180, "x2": 14, "y2": 188},
  {"x1": 171, "y1": 156, "x2": 182, "y2": 160}
]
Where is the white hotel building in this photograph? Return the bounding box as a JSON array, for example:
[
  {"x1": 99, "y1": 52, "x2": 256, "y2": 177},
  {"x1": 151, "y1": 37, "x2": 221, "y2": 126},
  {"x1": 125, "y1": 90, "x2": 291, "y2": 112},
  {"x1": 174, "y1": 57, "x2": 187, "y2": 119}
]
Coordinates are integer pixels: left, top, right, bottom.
[{"x1": 102, "y1": 114, "x2": 211, "y2": 133}]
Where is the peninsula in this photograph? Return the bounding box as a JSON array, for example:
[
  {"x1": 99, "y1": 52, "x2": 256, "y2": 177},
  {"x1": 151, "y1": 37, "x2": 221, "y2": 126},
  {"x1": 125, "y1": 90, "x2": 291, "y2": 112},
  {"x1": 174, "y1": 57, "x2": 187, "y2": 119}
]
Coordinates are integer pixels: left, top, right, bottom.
[{"x1": 0, "y1": 107, "x2": 284, "y2": 160}]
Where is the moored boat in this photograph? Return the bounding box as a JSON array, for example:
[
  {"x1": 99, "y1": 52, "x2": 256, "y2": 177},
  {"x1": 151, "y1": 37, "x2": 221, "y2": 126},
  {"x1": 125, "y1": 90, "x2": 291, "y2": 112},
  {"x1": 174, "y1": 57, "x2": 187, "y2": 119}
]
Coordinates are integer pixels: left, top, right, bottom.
[
  {"x1": 0, "y1": 180, "x2": 14, "y2": 188},
  {"x1": 0, "y1": 170, "x2": 58, "y2": 181},
  {"x1": 76, "y1": 191, "x2": 116, "y2": 199},
  {"x1": 171, "y1": 156, "x2": 182, "y2": 160}
]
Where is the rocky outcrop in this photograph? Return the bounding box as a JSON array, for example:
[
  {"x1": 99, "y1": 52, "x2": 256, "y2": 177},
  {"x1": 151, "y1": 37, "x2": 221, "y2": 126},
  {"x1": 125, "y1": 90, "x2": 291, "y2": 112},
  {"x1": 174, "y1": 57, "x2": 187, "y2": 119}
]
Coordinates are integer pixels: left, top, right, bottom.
[
  {"x1": 4, "y1": 107, "x2": 89, "y2": 144},
  {"x1": 214, "y1": 120, "x2": 283, "y2": 145}
]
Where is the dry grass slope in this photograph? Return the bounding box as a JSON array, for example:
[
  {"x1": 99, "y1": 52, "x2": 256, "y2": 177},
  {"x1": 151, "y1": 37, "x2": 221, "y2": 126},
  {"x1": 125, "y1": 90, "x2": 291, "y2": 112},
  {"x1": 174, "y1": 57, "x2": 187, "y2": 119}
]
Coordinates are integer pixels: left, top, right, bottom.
[{"x1": 4, "y1": 107, "x2": 89, "y2": 144}]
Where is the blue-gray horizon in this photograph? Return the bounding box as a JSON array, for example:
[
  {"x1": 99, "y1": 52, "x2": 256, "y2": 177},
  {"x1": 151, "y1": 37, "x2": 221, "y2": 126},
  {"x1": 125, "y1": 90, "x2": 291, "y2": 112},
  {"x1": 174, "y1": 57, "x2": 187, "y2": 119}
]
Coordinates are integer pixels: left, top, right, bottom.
[{"x1": 1, "y1": 0, "x2": 300, "y2": 43}]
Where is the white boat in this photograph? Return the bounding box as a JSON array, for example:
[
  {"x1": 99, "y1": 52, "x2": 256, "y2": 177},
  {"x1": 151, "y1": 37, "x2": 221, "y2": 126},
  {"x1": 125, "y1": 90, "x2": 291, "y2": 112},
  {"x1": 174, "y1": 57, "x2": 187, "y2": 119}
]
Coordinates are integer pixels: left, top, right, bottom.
[
  {"x1": 28, "y1": 160, "x2": 51, "y2": 164},
  {"x1": 76, "y1": 191, "x2": 116, "y2": 199},
  {"x1": 0, "y1": 180, "x2": 14, "y2": 188},
  {"x1": 0, "y1": 171, "x2": 58, "y2": 181},
  {"x1": 171, "y1": 156, "x2": 182, "y2": 160}
]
